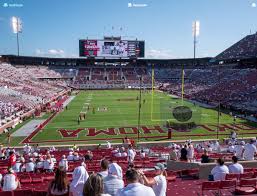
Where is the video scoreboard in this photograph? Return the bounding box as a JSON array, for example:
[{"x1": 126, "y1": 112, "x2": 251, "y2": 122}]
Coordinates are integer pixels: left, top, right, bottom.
[{"x1": 79, "y1": 39, "x2": 145, "y2": 58}]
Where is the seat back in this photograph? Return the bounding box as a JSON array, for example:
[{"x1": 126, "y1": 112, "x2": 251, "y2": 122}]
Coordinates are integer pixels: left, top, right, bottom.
[
  {"x1": 225, "y1": 173, "x2": 239, "y2": 180},
  {"x1": 220, "y1": 180, "x2": 237, "y2": 189},
  {"x1": 0, "y1": 191, "x2": 13, "y2": 196},
  {"x1": 202, "y1": 181, "x2": 221, "y2": 191},
  {"x1": 239, "y1": 178, "x2": 257, "y2": 187},
  {"x1": 240, "y1": 172, "x2": 254, "y2": 179}
]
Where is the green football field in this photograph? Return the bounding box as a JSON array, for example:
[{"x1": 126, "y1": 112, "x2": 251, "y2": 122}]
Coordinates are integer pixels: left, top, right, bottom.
[{"x1": 4, "y1": 90, "x2": 257, "y2": 146}]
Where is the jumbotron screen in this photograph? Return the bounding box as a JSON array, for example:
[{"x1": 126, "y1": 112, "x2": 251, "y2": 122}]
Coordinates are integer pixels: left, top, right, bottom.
[{"x1": 79, "y1": 40, "x2": 145, "y2": 58}]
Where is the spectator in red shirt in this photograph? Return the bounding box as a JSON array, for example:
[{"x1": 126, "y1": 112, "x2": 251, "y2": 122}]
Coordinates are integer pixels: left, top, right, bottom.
[{"x1": 8, "y1": 151, "x2": 16, "y2": 168}]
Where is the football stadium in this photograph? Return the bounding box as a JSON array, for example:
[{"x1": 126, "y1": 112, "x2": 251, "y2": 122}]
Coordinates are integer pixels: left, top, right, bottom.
[{"x1": 0, "y1": 0, "x2": 257, "y2": 195}]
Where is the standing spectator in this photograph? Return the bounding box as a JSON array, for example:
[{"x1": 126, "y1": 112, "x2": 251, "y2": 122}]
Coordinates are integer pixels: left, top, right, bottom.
[
  {"x1": 73, "y1": 152, "x2": 80, "y2": 161},
  {"x1": 234, "y1": 141, "x2": 245, "y2": 159},
  {"x1": 47, "y1": 168, "x2": 69, "y2": 196},
  {"x1": 243, "y1": 139, "x2": 257, "y2": 161},
  {"x1": 106, "y1": 141, "x2": 112, "y2": 149},
  {"x1": 70, "y1": 166, "x2": 89, "y2": 196},
  {"x1": 211, "y1": 158, "x2": 229, "y2": 181},
  {"x1": 44, "y1": 154, "x2": 54, "y2": 172},
  {"x1": 104, "y1": 163, "x2": 124, "y2": 196},
  {"x1": 187, "y1": 144, "x2": 195, "y2": 162},
  {"x1": 180, "y1": 144, "x2": 188, "y2": 161},
  {"x1": 117, "y1": 169, "x2": 155, "y2": 196},
  {"x1": 83, "y1": 173, "x2": 111, "y2": 196},
  {"x1": 169, "y1": 146, "x2": 178, "y2": 161},
  {"x1": 25, "y1": 158, "x2": 35, "y2": 172},
  {"x1": 98, "y1": 159, "x2": 109, "y2": 178},
  {"x1": 140, "y1": 163, "x2": 167, "y2": 196},
  {"x1": 8, "y1": 151, "x2": 16, "y2": 169},
  {"x1": 201, "y1": 149, "x2": 210, "y2": 163},
  {"x1": 2, "y1": 168, "x2": 20, "y2": 191},
  {"x1": 228, "y1": 156, "x2": 244, "y2": 174},
  {"x1": 127, "y1": 145, "x2": 136, "y2": 163},
  {"x1": 59, "y1": 155, "x2": 69, "y2": 171},
  {"x1": 140, "y1": 149, "x2": 145, "y2": 159}
]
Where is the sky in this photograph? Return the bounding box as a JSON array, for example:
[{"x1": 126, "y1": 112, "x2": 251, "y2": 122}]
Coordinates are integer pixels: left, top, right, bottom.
[{"x1": 0, "y1": 0, "x2": 257, "y2": 59}]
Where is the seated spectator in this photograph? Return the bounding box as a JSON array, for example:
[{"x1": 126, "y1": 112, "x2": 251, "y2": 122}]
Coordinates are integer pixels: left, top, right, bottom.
[
  {"x1": 44, "y1": 154, "x2": 54, "y2": 172},
  {"x1": 228, "y1": 156, "x2": 244, "y2": 174},
  {"x1": 13, "y1": 157, "x2": 23, "y2": 173},
  {"x1": 140, "y1": 163, "x2": 167, "y2": 196},
  {"x1": 206, "y1": 145, "x2": 213, "y2": 152},
  {"x1": 104, "y1": 163, "x2": 124, "y2": 195},
  {"x1": 83, "y1": 173, "x2": 111, "y2": 196},
  {"x1": 51, "y1": 155, "x2": 57, "y2": 163},
  {"x1": 59, "y1": 155, "x2": 68, "y2": 171},
  {"x1": 70, "y1": 166, "x2": 89, "y2": 196},
  {"x1": 243, "y1": 139, "x2": 257, "y2": 161},
  {"x1": 36, "y1": 157, "x2": 44, "y2": 171},
  {"x1": 180, "y1": 145, "x2": 188, "y2": 161},
  {"x1": 25, "y1": 158, "x2": 35, "y2": 172},
  {"x1": 98, "y1": 159, "x2": 109, "y2": 178},
  {"x1": 73, "y1": 152, "x2": 80, "y2": 161},
  {"x1": 211, "y1": 158, "x2": 229, "y2": 181},
  {"x1": 47, "y1": 168, "x2": 69, "y2": 196},
  {"x1": 117, "y1": 169, "x2": 155, "y2": 196},
  {"x1": 2, "y1": 168, "x2": 20, "y2": 191},
  {"x1": 67, "y1": 152, "x2": 74, "y2": 161},
  {"x1": 201, "y1": 149, "x2": 210, "y2": 163}
]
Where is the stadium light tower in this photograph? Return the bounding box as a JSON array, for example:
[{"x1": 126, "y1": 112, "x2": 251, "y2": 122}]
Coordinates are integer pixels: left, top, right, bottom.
[
  {"x1": 11, "y1": 16, "x2": 22, "y2": 56},
  {"x1": 192, "y1": 20, "x2": 200, "y2": 65}
]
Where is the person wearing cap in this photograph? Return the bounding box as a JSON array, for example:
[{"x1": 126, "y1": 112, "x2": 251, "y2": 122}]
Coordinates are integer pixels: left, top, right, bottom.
[
  {"x1": 139, "y1": 163, "x2": 167, "y2": 196},
  {"x1": 234, "y1": 141, "x2": 245, "y2": 159},
  {"x1": 117, "y1": 169, "x2": 155, "y2": 196},
  {"x1": 98, "y1": 159, "x2": 109, "y2": 178},
  {"x1": 2, "y1": 168, "x2": 20, "y2": 191},
  {"x1": 103, "y1": 163, "x2": 124, "y2": 196},
  {"x1": 59, "y1": 155, "x2": 69, "y2": 171},
  {"x1": 227, "y1": 142, "x2": 235, "y2": 153},
  {"x1": 242, "y1": 139, "x2": 257, "y2": 161},
  {"x1": 228, "y1": 156, "x2": 244, "y2": 174},
  {"x1": 25, "y1": 158, "x2": 35, "y2": 172}
]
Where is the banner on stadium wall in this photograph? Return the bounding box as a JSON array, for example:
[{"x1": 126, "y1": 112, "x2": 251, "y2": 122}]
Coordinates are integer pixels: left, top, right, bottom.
[{"x1": 79, "y1": 39, "x2": 145, "y2": 58}]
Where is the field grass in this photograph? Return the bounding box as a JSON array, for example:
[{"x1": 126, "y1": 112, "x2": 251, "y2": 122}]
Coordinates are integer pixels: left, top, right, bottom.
[{"x1": 12, "y1": 89, "x2": 255, "y2": 146}]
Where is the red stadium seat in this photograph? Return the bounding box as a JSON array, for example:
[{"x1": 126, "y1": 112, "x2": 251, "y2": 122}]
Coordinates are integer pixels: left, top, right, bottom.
[
  {"x1": 13, "y1": 189, "x2": 33, "y2": 196},
  {"x1": 225, "y1": 173, "x2": 239, "y2": 181},
  {"x1": 201, "y1": 181, "x2": 220, "y2": 196},
  {"x1": 235, "y1": 178, "x2": 257, "y2": 195},
  {"x1": 240, "y1": 172, "x2": 254, "y2": 179}
]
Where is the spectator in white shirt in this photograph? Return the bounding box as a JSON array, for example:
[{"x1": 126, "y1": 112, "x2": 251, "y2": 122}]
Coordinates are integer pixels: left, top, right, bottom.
[
  {"x1": 98, "y1": 159, "x2": 109, "y2": 178},
  {"x1": 128, "y1": 145, "x2": 136, "y2": 163},
  {"x1": 73, "y1": 152, "x2": 80, "y2": 161},
  {"x1": 229, "y1": 156, "x2": 244, "y2": 174},
  {"x1": 140, "y1": 149, "x2": 146, "y2": 159},
  {"x1": 187, "y1": 144, "x2": 195, "y2": 162},
  {"x1": 140, "y1": 163, "x2": 167, "y2": 196},
  {"x1": 106, "y1": 141, "x2": 112, "y2": 149},
  {"x1": 25, "y1": 158, "x2": 35, "y2": 172},
  {"x1": 59, "y1": 155, "x2": 68, "y2": 171},
  {"x1": 70, "y1": 165, "x2": 89, "y2": 196},
  {"x1": 104, "y1": 163, "x2": 124, "y2": 195},
  {"x1": 13, "y1": 158, "x2": 23, "y2": 173},
  {"x1": 227, "y1": 143, "x2": 235, "y2": 153},
  {"x1": 36, "y1": 157, "x2": 44, "y2": 171},
  {"x1": 2, "y1": 168, "x2": 20, "y2": 191},
  {"x1": 234, "y1": 141, "x2": 245, "y2": 159},
  {"x1": 67, "y1": 151, "x2": 74, "y2": 161},
  {"x1": 117, "y1": 169, "x2": 155, "y2": 196},
  {"x1": 243, "y1": 139, "x2": 257, "y2": 161},
  {"x1": 44, "y1": 154, "x2": 54, "y2": 172},
  {"x1": 211, "y1": 158, "x2": 229, "y2": 181}
]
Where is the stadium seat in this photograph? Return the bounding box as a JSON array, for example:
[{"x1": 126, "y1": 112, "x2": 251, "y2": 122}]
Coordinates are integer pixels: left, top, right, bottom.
[
  {"x1": 201, "y1": 181, "x2": 220, "y2": 196},
  {"x1": 13, "y1": 189, "x2": 33, "y2": 196},
  {"x1": 235, "y1": 178, "x2": 257, "y2": 195}
]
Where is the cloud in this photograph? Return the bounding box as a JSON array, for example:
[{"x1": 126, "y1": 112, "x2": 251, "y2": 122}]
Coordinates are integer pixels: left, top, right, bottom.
[
  {"x1": 146, "y1": 48, "x2": 176, "y2": 59},
  {"x1": 48, "y1": 49, "x2": 65, "y2": 56}
]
